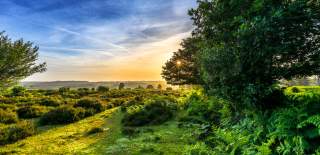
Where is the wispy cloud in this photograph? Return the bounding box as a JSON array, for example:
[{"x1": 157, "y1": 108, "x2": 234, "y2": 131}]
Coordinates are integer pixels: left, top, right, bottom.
[{"x1": 0, "y1": 0, "x2": 196, "y2": 81}]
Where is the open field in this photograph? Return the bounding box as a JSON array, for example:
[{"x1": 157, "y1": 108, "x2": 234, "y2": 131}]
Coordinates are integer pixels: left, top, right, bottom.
[{"x1": 21, "y1": 81, "x2": 169, "y2": 90}]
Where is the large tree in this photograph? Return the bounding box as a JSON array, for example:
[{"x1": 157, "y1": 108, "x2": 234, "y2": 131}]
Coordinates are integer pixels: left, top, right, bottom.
[
  {"x1": 190, "y1": 0, "x2": 320, "y2": 106},
  {"x1": 0, "y1": 32, "x2": 46, "y2": 89},
  {"x1": 162, "y1": 37, "x2": 202, "y2": 85}
]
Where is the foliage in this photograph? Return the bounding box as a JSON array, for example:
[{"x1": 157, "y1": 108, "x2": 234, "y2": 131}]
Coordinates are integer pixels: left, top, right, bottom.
[
  {"x1": 190, "y1": 0, "x2": 320, "y2": 106},
  {"x1": 183, "y1": 142, "x2": 214, "y2": 155},
  {"x1": 122, "y1": 97, "x2": 177, "y2": 126},
  {"x1": 146, "y1": 84, "x2": 154, "y2": 89},
  {"x1": 11, "y1": 86, "x2": 26, "y2": 96},
  {"x1": 182, "y1": 87, "x2": 320, "y2": 154},
  {"x1": 162, "y1": 37, "x2": 202, "y2": 85},
  {"x1": 75, "y1": 98, "x2": 104, "y2": 112},
  {"x1": 39, "y1": 97, "x2": 62, "y2": 107},
  {"x1": 97, "y1": 86, "x2": 109, "y2": 92},
  {"x1": 87, "y1": 127, "x2": 105, "y2": 135},
  {"x1": 17, "y1": 106, "x2": 46, "y2": 119},
  {"x1": 0, "y1": 120, "x2": 36, "y2": 145},
  {"x1": 39, "y1": 106, "x2": 86, "y2": 125},
  {"x1": 0, "y1": 32, "x2": 46, "y2": 90},
  {"x1": 0, "y1": 109, "x2": 18, "y2": 124},
  {"x1": 118, "y1": 83, "x2": 125, "y2": 90}
]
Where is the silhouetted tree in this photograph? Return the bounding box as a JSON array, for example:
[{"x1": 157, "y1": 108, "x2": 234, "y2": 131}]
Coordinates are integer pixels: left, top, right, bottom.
[
  {"x1": 162, "y1": 37, "x2": 202, "y2": 85},
  {"x1": 157, "y1": 84, "x2": 162, "y2": 90},
  {"x1": 0, "y1": 32, "x2": 46, "y2": 90},
  {"x1": 118, "y1": 83, "x2": 125, "y2": 90}
]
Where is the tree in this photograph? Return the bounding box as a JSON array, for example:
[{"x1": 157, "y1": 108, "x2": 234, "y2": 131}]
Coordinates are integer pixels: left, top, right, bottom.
[
  {"x1": 162, "y1": 37, "x2": 202, "y2": 85},
  {"x1": 118, "y1": 83, "x2": 125, "y2": 90},
  {"x1": 146, "y1": 85, "x2": 154, "y2": 89},
  {"x1": 190, "y1": 0, "x2": 320, "y2": 107},
  {"x1": 0, "y1": 32, "x2": 46, "y2": 89},
  {"x1": 157, "y1": 84, "x2": 162, "y2": 90},
  {"x1": 97, "y1": 86, "x2": 109, "y2": 92}
]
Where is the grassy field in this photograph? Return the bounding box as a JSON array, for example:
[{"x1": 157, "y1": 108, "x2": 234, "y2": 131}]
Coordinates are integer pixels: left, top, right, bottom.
[
  {"x1": 0, "y1": 88, "x2": 197, "y2": 154},
  {"x1": 1, "y1": 108, "x2": 196, "y2": 155}
]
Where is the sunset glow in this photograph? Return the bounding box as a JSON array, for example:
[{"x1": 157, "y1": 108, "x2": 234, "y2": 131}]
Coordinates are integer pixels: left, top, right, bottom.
[{"x1": 0, "y1": 0, "x2": 196, "y2": 81}]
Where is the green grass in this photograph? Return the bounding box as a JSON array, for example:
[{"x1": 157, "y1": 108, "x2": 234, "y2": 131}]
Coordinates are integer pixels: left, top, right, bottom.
[
  {"x1": 0, "y1": 107, "x2": 196, "y2": 155},
  {"x1": 0, "y1": 108, "x2": 118, "y2": 154},
  {"x1": 85, "y1": 121, "x2": 196, "y2": 155}
]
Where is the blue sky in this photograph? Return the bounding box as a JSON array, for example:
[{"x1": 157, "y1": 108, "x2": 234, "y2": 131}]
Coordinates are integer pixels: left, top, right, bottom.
[{"x1": 0, "y1": 0, "x2": 196, "y2": 81}]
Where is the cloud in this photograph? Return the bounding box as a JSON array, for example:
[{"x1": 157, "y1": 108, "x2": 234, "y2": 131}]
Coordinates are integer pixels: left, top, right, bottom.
[{"x1": 1, "y1": 0, "x2": 197, "y2": 81}]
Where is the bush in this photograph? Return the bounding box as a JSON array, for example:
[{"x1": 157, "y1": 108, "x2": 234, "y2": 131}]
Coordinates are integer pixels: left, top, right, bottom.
[
  {"x1": 291, "y1": 87, "x2": 301, "y2": 93},
  {"x1": 11, "y1": 86, "x2": 26, "y2": 96},
  {"x1": 17, "y1": 106, "x2": 46, "y2": 119},
  {"x1": 185, "y1": 93, "x2": 232, "y2": 125},
  {"x1": 122, "y1": 97, "x2": 177, "y2": 126},
  {"x1": 97, "y1": 86, "x2": 109, "y2": 92},
  {"x1": 0, "y1": 109, "x2": 18, "y2": 124},
  {"x1": 74, "y1": 98, "x2": 104, "y2": 113},
  {"x1": 0, "y1": 120, "x2": 36, "y2": 145},
  {"x1": 146, "y1": 85, "x2": 154, "y2": 89},
  {"x1": 39, "y1": 106, "x2": 86, "y2": 125},
  {"x1": 39, "y1": 97, "x2": 61, "y2": 107}
]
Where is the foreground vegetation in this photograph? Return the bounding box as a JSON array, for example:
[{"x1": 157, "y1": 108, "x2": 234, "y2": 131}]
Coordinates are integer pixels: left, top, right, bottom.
[{"x1": 1, "y1": 86, "x2": 320, "y2": 154}]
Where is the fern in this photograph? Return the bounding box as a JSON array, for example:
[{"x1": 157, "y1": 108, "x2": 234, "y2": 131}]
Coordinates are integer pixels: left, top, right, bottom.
[{"x1": 298, "y1": 115, "x2": 320, "y2": 129}]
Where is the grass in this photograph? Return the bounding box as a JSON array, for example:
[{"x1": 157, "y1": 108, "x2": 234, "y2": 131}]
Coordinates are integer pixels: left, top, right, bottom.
[
  {"x1": 84, "y1": 120, "x2": 196, "y2": 155},
  {"x1": 0, "y1": 108, "x2": 118, "y2": 154},
  {"x1": 0, "y1": 107, "x2": 196, "y2": 155}
]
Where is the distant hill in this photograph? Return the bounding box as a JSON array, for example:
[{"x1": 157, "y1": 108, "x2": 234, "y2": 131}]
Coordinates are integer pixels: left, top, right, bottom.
[{"x1": 21, "y1": 81, "x2": 169, "y2": 90}]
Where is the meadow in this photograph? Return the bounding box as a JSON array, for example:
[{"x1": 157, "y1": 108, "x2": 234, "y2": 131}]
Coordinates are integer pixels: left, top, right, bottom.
[{"x1": 1, "y1": 85, "x2": 320, "y2": 154}]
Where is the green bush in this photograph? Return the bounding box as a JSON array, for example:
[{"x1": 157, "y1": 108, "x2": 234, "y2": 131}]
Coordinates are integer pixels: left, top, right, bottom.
[
  {"x1": 0, "y1": 109, "x2": 18, "y2": 124},
  {"x1": 122, "y1": 97, "x2": 177, "y2": 126},
  {"x1": 74, "y1": 98, "x2": 104, "y2": 113},
  {"x1": 97, "y1": 86, "x2": 109, "y2": 92},
  {"x1": 185, "y1": 93, "x2": 232, "y2": 125},
  {"x1": 17, "y1": 106, "x2": 46, "y2": 119},
  {"x1": 11, "y1": 86, "x2": 26, "y2": 96},
  {"x1": 39, "y1": 97, "x2": 61, "y2": 107},
  {"x1": 39, "y1": 106, "x2": 86, "y2": 125},
  {"x1": 0, "y1": 120, "x2": 36, "y2": 145}
]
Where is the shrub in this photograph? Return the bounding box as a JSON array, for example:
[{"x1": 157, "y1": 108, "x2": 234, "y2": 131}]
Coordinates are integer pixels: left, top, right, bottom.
[
  {"x1": 17, "y1": 106, "x2": 46, "y2": 119},
  {"x1": 122, "y1": 97, "x2": 177, "y2": 126},
  {"x1": 186, "y1": 93, "x2": 231, "y2": 125},
  {"x1": 0, "y1": 109, "x2": 18, "y2": 124},
  {"x1": 39, "y1": 97, "x2": 61, "y2": 107},
  {"x1": 183, "y1": 142, "x2": 214, "y2": 155},
  {"x1": 97, "y1": 86, "x2": 109, "y2": 92},
  {"x1": 11, "y1": 86, "x2": 26, "y2": 96},
  {"x1": 118, "y1": 83, "x2": 125, "y2": 90},
  {"x1": 74, "y1": 98, "x2": 104, "y2": 113},
  {"x1": 0, "y1": 120, "x2": 36, "y2": 145},
  {"x1": 39, "y1": 106, "x2": 86, "y2": 125},
  {"x1": 121, "y1": 127, "x2": 140, "y2": 136},
  {"x1": 146, "y1": 85, "x2": 154, "y2": 89},
  {"x1": 291, "y1": 87, "x2": 301, "y2": 93}
]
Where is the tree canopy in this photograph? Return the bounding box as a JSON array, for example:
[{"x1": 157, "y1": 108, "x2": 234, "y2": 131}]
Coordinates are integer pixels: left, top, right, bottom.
[
  {"x1": 162, "y1": 37, "x2": 202, "y2": 85},
  {"x1": 0, "y1": 32, "x2": 46, "y2": 89},
  {"x1": 189, "y1": 0, "x2": 320, "y2": 106}
]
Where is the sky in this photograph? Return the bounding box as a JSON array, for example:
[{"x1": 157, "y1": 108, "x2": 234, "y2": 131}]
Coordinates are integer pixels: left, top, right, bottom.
[{"x1": 0, "y1": 0, "x2": 196, "y2": 81}]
